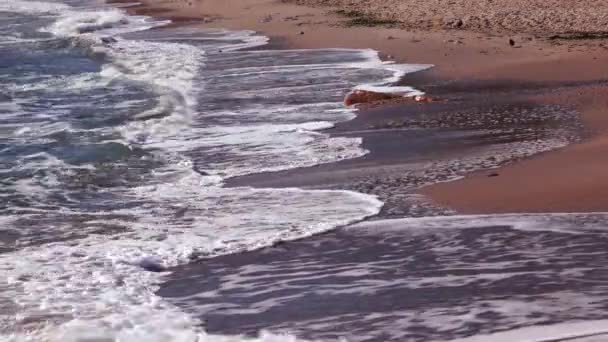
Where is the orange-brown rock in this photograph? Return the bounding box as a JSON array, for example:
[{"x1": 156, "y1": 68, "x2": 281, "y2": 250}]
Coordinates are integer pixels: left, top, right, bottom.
[
  {"x1": 344, "y1": 90, "x2": 401, "y2": 106},
  {"x1": 414, "y1": 95, "x2": 436, "y2": 103},
  {"x1": 344, "y1": 90, "x2": 438, "y2": 106}
]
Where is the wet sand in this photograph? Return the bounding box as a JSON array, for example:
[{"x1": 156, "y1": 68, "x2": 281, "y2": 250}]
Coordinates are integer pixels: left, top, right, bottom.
[
  {"x1": 420, "y1": 85, "x2": 608, "y2": 214},
  {"x1": 113, "y1": 0, "x2": 608, "y2": 213},
  {"x1": 227, "y1": 75, "x2": 589, "y2": 218}
]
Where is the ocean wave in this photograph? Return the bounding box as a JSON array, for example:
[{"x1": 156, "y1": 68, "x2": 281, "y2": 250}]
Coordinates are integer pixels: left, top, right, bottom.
[{"x1": 0, "y1": 1, "x2": 434, "y2": 340}]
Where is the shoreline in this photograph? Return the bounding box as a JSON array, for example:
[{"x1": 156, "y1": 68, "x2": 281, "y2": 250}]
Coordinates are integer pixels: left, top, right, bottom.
[{"x1": 115, "y1": 0, "x2": 608, "y2": 214}]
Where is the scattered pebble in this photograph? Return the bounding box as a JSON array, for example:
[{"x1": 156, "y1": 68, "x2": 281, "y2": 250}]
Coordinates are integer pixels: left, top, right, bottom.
[{"x1": 292, "y1": 0, "x2": 608, "y2": 36}]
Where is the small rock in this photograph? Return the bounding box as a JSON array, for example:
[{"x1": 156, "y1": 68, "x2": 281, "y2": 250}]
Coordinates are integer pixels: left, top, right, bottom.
[
  {"x1": 509, "y1": 38, "x2": 515, "y2": 46},
  {"x1": 387, "y1": 35, "x2": 397, "y2": 40},
  {"x1": 272, "y1": 240, "x2": 287, "y2": 248},
  {"x1": 17, "y1": 274, "x2": 31, "y2": 281},
  {"x1": 299, "y1": 31, "x2": 305, "y2": 35},
  {"x1": 101, "y1": 37, "x2": 117, "y2": 44},
  {"x1": 488, "y1": 173, "x2": 500, "y2": 177},
  {"x1": 114, "y1": 275, "x2": 125, "y2": 286},
  {"x1": 139, "y1": 257, "x2": 166, "y2": 272},
  {"x1": 154, "y1": 233, "x2": 168, "y2": 241}
]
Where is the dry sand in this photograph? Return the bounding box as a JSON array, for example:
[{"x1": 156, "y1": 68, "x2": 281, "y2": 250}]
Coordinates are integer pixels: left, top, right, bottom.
[
  {"x1": 115, "y1": 0, "x2": 608, "y2": 214},
  {"x1": 289, "y1": 0, "x2": 608, "y2": 37}
]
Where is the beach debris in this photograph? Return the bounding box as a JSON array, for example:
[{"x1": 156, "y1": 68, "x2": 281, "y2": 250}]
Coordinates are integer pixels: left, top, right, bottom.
[
  {"x1": 387, "y1": 35, "x2": 397, "y2": 40},
  {"x1": 488, "y1": 172, "x2": 500, "y2": 177},
  {"x1": 299, "y1": 31, "x2": 305, "y2": 35},
  {"x1": 509, "y1": 38, "x2": 515, "y2": 46},
  {"x1": 261, "y1": 14, "x2": 273, "y2": 23},
  {"x1": 138, "y1": 256, "x2": 166, "y2": 272}
]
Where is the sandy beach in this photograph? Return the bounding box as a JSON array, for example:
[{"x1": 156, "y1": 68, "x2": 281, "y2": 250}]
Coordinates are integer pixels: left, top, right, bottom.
[
  {"x1": 9, "y1": 0, "x2": 608, "y2": 340},
  {"x1": 113, "y1": 0, "x2": 608, "y2": 214}
]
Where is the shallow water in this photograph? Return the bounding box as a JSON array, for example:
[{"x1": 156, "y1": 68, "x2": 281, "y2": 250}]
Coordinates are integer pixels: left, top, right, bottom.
[
  {"x1": 0, "y1": 0, "x2": 598, "y2": 341},
  {"x1": 161, "y1": 214, "x2": 608, "y2": 342}
]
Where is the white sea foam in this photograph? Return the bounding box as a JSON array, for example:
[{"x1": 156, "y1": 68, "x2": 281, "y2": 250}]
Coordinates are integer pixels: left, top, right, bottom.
[
  {"x1": 147, "y1": 28, "x2": 270, "y2": 51},
  {"x1": 449, "y1": 320, "x2": 608, "y2": 342},
  {"x1": 353, "y1": 84, "x2": 424, "y2": 96},
  {"x1": 0, "y1": 175, "x2": 382, "y2": 340},
  {"x1": 12, "y1": 73, "x2": 104, "y2": 92},
  {"x1": 0, "y1": 0, "x2": 69, "y2": 15},
  {"x1": 346, "y1": 49, "x2": 431, "y2": 94},
  {"x1": 351, "y1": 213, "x2": 608, "y2": 234},
  {"x1": 45, "y1": 7, "x2": 160, "y2": 38}
]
